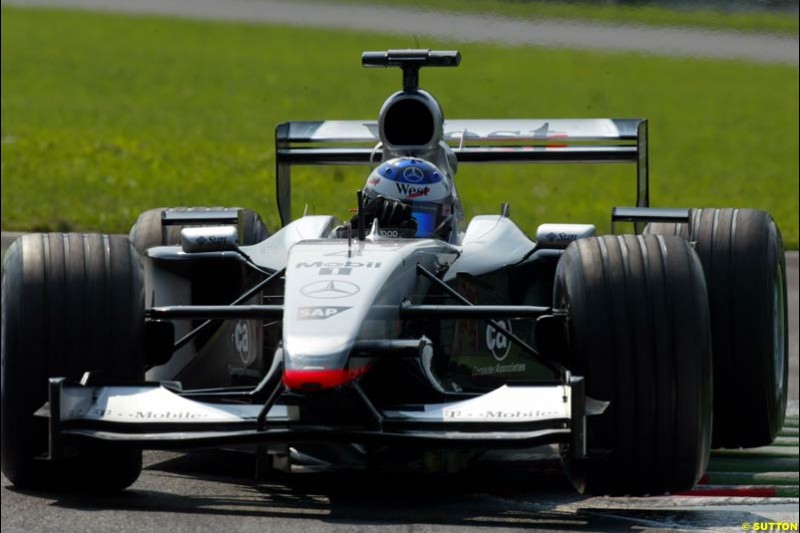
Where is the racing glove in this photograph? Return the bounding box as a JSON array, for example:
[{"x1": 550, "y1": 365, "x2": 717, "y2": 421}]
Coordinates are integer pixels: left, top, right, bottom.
[{"x1": 350, "y1": 195, "x2": 418, "y2": 236}]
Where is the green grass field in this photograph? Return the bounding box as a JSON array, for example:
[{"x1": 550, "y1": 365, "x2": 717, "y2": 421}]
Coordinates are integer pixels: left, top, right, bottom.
[
  {"x1": 1, "y1": 7, "x2": 798, "y2": 246},
  {"x1": 321, "y1": 0, "x2": 800, "y2": 35}
]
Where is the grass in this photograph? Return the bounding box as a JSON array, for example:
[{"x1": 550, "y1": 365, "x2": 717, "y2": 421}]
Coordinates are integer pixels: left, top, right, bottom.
[
  {"x1": 1, "y1": 6, "x2": 798, "y2": 247},
  {"x1": 317, "y1": 0, "x2": 800, "y2": 35}
]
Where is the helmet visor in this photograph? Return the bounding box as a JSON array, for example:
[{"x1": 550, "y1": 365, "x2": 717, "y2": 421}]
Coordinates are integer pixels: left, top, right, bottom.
[{"x1": 411, "y1": 203, "x2": 445, "y2": 238}]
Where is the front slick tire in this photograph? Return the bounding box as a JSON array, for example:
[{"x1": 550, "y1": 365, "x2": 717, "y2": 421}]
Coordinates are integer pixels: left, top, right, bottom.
[
  {"x1": 1, "y1": 233, "x2": 144, "y2": 491},
  {"x1": 556, "y1": 235, "x2": 712, "y2": 496}
]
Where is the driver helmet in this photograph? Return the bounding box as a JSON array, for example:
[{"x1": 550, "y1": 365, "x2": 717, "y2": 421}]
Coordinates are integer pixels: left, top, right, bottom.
[{"x1": 364, "y1": 157, "x2": 453, "y2": 239}]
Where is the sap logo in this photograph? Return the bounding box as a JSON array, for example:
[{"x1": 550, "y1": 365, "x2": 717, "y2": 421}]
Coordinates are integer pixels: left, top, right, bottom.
[
  {"x1": 395, "y1": 183, "x2": 430, "y2": 199},
  {"x1": 297, "y1": 306, "x2": 351, "y2": 320},
  {"x1": 486, "y1": 320, "x2": 512, "y2": 361}
]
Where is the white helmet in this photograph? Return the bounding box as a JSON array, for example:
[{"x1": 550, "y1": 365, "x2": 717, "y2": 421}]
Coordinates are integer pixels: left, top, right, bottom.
[{"x1": 364, "y1": 157, "x2": 453, "y2": 238}]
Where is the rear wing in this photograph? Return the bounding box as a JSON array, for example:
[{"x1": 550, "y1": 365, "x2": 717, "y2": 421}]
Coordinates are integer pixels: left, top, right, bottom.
[{"x1": 275, "y1": 118, "x2": 648, "y2": 227}]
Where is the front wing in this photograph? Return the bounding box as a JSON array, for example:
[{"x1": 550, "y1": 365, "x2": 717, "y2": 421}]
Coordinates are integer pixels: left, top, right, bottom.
[{"x1": 40, "y1": 378, "x2": 587, "y2": 455}]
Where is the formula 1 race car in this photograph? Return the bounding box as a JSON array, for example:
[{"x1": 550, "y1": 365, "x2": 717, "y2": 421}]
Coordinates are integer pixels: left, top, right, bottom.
[{"x1": 1, "y1": 50, "x2": 788, "y2": 496}]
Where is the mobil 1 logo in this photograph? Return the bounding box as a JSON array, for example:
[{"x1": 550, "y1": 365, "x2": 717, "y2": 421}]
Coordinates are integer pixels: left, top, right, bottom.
[
  {"x1": 297, "y1": 306, "x2": 352, "y2": 320},
  {"x1": 295, "y1": 261, "x2": 382, "y2": 276}
]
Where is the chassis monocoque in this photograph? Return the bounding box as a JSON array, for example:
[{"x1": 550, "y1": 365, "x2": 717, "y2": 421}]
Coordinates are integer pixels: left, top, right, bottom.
[{"x1": 1, "y1": 50, "x2": 789, "y2": 496}]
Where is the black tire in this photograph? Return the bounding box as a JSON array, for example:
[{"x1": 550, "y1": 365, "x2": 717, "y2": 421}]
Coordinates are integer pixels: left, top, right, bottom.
[
  {"x1": 1, "y1": 233, "x2": 144, "y2": 491},
  {"x1": 644, "y1": 209, "x2": 788, "y2": 448},
  {"x1": 555, "y1": 234, "x2": 712, "y2": 495},
  {"x1": 129, "y1": 206, "x2": 269, "y2": 255}
]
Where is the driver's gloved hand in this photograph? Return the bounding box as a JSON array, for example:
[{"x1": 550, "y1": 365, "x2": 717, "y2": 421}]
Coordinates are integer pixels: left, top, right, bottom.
[
  {"x1": 351, "y1": 195, "x2": 417, "y2": 235},
  {"x1": 375, "y1": 196, "x2": 417, "y2": 229}
]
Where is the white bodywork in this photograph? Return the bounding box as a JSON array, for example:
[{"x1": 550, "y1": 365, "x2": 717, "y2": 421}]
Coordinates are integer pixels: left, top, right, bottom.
[
  {"x1": 145, "y1": 213, "x2": 575, "y2": 380},
  {"x1": 280, "y1": 237, "x2": 458, "y2": 370},
  {"x1": 56, "y1": 383, "x2": 571, "y2": 426},
  {"x1": 293, "y1": 119, "x2": 629, "y2": 143},
  {"x1": 445, "y1": 215, "x2": 535, "y2": 279},
  {"x1": 384, "y1": 385, "x2": 571, "y2": 423}
]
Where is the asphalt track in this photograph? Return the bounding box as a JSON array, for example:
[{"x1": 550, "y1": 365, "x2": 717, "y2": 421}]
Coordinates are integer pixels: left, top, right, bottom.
[{"x1": 3, "y1": 0, "x2": 799, "y2": 65}]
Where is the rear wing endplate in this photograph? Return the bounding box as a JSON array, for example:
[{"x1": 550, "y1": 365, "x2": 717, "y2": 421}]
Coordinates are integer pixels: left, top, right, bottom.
[{"x1": 275, "y1": 118, "x2": 648, "y2": 227}]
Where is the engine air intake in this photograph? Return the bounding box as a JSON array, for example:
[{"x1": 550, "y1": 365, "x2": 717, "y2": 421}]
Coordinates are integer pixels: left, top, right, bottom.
[{"x1": 383, "y1": 98, "x2": 435, "y2": 147}]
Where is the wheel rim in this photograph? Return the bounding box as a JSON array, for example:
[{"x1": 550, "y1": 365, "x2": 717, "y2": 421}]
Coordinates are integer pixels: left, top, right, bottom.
[{"x1": 773, "y1": 259, "x2": 786, "y2": 399}]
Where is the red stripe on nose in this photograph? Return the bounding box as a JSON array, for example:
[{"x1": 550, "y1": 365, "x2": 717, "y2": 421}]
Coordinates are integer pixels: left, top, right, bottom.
[{"x1": 283, "y1": 368, "x2": 367, "y2": 391}]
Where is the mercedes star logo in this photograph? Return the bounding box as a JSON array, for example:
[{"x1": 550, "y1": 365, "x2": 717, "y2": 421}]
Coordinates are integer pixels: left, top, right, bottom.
[
  {"x1": 300, "y1": 280, "x2": 360, "y2": 300},
  {"x1": 403, "y1": 166, "x2": 425, "y2": 183}
]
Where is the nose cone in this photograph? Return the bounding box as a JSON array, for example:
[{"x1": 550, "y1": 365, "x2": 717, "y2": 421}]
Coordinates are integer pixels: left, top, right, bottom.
[
  {"x1": 282, "y1": 241, "x2": 403, "y2": 391},
  {"x1": 281, "y1": 238, "x2": 456, "y2": 391},
  {"x1": 283, "y1": 366, "x2": 369, "y2": 391},
  {"x1": 281, "y1": 332, "x2": 358, "y2": 391}
]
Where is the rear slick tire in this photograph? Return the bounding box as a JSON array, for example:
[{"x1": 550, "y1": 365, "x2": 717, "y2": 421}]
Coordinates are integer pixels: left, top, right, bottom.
[
  {"x1": 645, "y1": 208, "x2": 788, "y2": 448},
  {"x1": 556, "y1": 234, "x2": 713, "y2": 496},
  {"x1": 1, "y1": 233, "x2": 144, "y2": 491}
]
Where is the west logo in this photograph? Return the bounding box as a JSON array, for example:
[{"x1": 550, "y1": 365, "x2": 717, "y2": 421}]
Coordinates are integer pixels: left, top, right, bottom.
[{"x1": 395, "y1": 183, "x2": 430, "y2": 198}]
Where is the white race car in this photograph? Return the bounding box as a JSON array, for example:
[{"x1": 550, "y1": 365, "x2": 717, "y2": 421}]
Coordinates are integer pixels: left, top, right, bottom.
[{"x1": 1, "y1": 50, "x2": 788, "y2": 496}]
